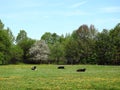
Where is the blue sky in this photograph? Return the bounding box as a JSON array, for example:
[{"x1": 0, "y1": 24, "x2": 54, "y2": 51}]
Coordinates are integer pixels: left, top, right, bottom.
[{"x1": 0, "y1": 0, "x2": 120, "y2": 39}]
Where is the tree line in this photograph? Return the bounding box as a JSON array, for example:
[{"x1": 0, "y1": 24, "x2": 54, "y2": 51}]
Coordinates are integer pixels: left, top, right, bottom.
[{"x1": 0, "y1": 20, "x2": 120, "y2": 65}]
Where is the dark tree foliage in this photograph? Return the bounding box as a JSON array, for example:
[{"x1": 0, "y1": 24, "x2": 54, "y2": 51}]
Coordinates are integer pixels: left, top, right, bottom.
[
  {"x1": 70, "y1": 24, "x2": 97, "y2": 64},
  {"x1": 109, "y1": 23, "x2": 120, "y2": 65},
  {"x1": 16, "y1": 30, "x2": 36, "y2": 63},
  {"x1": 65, "y1": 37, "x2": 80, "y2": 64},
  {"x1": 41, "y1": 32, "x2": 66, "y2": 64},
  {"x1": 10, "y1": 45, "x2": 23, "y2": 64},
  {"x1": 0, "y1": 19, "x2": 120, "y2": 65},
  {"x1": 95, "y1": 30, "x2": 115, "y2": 65},
  {"x1": 0, "y1": 21, "x2": 12, "y2": 64},
  {"x1": 0, "y1": 20, "x2": 4, "y2": 30}
]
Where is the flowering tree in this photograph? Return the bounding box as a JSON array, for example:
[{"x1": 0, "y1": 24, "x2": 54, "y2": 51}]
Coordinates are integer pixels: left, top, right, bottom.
[{"x1": 29, "y1": 40, "x2": 50, "y2": 63}]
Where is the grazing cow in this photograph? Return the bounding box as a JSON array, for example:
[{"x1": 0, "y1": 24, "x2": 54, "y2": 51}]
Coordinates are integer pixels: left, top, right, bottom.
[
  {"x1": 76, "y1": 68, "x2": 86, "y2": 72},
  {"x1": 58, "y1": 66, "x2": 64, "y2": 69},
  {"x1": 31, "y1": 66, "x2": 37, "y2": 70}
]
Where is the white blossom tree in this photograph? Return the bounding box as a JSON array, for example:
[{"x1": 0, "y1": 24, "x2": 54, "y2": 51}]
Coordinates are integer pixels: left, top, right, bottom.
[{"x1": 29, "y1": 40, "x2": 50, "y2": 63}]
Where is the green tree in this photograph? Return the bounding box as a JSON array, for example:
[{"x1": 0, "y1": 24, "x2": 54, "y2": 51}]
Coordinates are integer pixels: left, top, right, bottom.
[
  {"x1": 6, "y1": 28, "x2": 15, "y2": 44},
  {"x1": 10, "y1": 45, "x2": 23, "y2": 64},
  {"x1": 41, "y1": 32, "x2": 60, "y2": 45},
  {"x1": 49, "y1": 42, "x2": 65, "y2": 64},
  {"x1": 0, "y1": 52, "x2": 4, "y2": 64},
  {"x1": 0, "y1": 20, "x2": 4, "y2": 30},
  {"x1": 41, "y1": 32, "x2": 65, "y2": 64},
  {"x1": 95, "y1": 29, "x2": 115, "y2": 65},
  {"x1": 16, "y1": 30, "x2": 27, "y2": 43},
  {"x1": 110, "y1": 23, "x2": 120, "y2": 65},
  {"x1": 0, "y1": 21, "x2": 12, "y2": 64},
  {"x1": 65, "y1": 37, "x2": 80, "y2": 64},
  {"x1": 16, "y1": 30, "x2": 35, "y2": 63},
  {"x1": 74, "y1": 24, "x2": 97, "y2": 64},
  {"x1": 41, "y1": 32, "x2": 53, "y2": 44},
  {"x1": 17, "y1": 38, "x2": 36, "y2": 63}
]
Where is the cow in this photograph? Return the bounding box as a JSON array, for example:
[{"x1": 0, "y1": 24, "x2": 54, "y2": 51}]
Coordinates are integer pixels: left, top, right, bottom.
[
  {"x1": 76, "y1": 68, "x2": 86, "y2": 72},
  {"x1": 31, "y1": 66, "x2": 37, "y2": 70},
  {"x1": 58, "y1": 66, "x2": 65, "y2": 69}
]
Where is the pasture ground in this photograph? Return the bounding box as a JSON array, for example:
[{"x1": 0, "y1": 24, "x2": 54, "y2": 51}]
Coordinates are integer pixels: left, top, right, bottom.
[{"x1": 0, "y1": 65, "x2": 120, "y2": 90}]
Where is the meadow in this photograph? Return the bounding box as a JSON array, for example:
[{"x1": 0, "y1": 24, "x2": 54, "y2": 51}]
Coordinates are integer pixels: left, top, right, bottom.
[{"x1": 0, "y1": 65, "x2": 120, "y2": 90}]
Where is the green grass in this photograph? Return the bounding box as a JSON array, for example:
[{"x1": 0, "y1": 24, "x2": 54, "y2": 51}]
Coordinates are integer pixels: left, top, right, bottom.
[{"x1": 0, "y1": 65, "x2": 120, "y2": 90}]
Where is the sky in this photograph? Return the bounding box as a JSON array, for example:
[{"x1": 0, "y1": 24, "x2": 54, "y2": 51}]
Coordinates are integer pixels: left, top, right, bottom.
[{"x1": 0, "y1": 0, "x2": 120, "y2": 40}]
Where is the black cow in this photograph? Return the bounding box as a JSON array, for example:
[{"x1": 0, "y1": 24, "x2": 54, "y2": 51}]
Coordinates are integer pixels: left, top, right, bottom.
[
  {"x1": 31, "y1": 66, "x2": 37, "y2": 70},
  {"x1": 58, "y1": 66, "x2": 64, "y2": 69},
  {"x1": 76, "y1": 68, "x2": 86, "y2": 72}
]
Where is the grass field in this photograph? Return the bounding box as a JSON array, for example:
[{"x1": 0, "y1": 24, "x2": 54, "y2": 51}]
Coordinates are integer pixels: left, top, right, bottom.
[{"x1": 0, "y1": 65, "x2": 120, "y2": 90}]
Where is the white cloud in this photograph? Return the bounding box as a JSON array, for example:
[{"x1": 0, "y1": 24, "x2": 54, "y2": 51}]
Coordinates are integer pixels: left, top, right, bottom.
[
  {"x1": 100, "y1": 6, "x2": 120, "y2": 13},
  {"x1": 70, "y1": 1, "x2": 87, "y2": 8}
]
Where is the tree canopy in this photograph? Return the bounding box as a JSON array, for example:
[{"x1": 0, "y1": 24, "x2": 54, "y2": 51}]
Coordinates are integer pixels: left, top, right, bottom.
[
  {"x1": 29, "y1": 40, "x2": 50, "y2": 64},
  {"x1": 0, "y1": 21, "x2": 12, "y2": 64},
  {"x1": 0, "y1": 19, "x2": 120, "y2": 65}
]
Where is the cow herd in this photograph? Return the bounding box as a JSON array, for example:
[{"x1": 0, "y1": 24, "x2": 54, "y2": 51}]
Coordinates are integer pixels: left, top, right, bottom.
[
  {"x1": 57, "y1": 66, "x2": 86, "y2": 72},
  {"x1": 31, "y1": 66, "x2": 86, "y2": 72}
]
